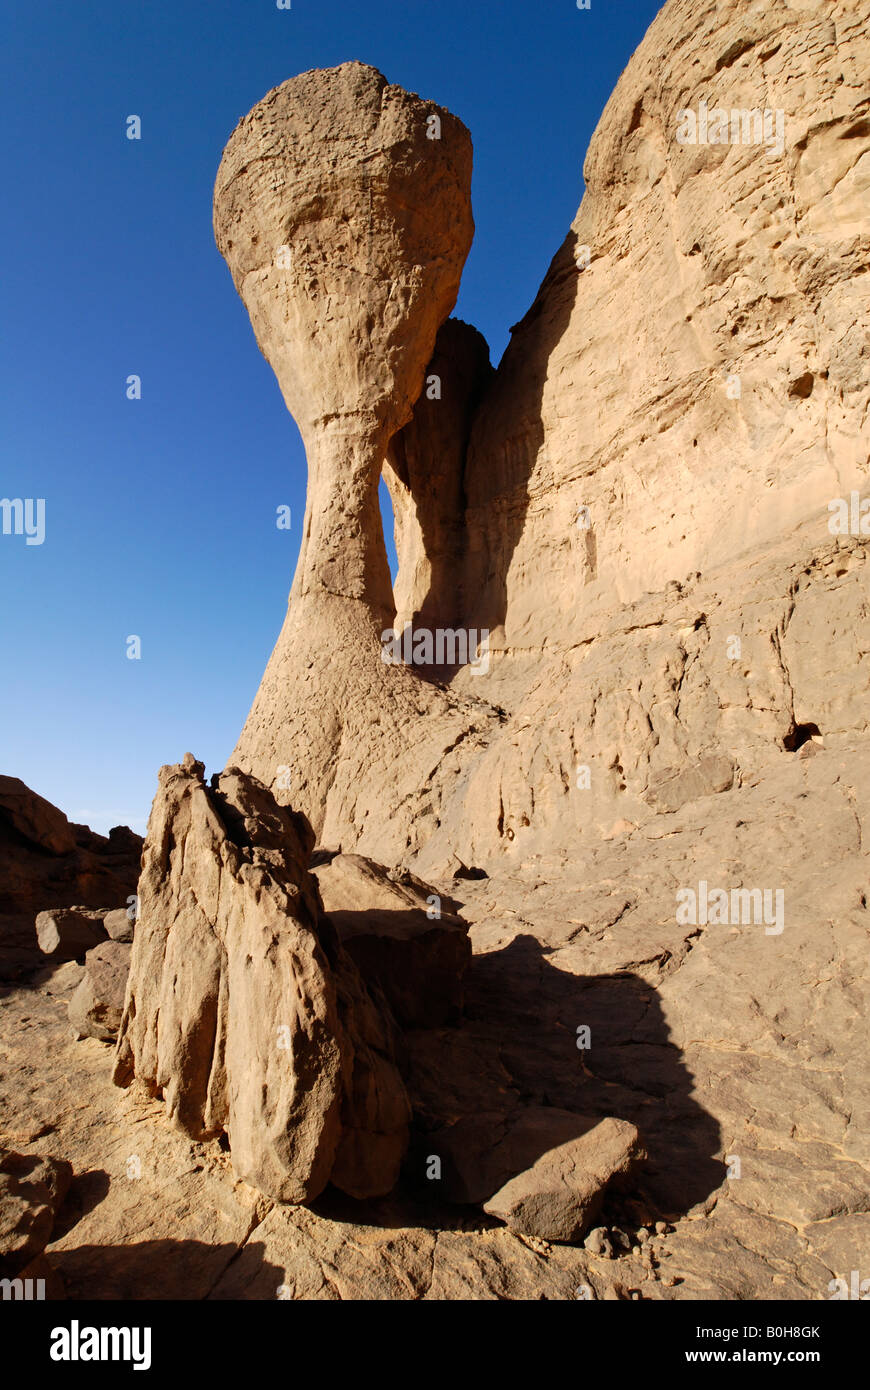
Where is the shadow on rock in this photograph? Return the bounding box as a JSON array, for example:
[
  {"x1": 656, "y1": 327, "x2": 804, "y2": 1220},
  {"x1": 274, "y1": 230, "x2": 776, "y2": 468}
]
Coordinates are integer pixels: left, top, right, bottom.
[
  {"x1": 51, "y1": 1169, "x2": 112, "y2": 1241},
  {"x1": 405, "y1": 933, "x2": 724, "y2": 1223},
  {"x1": 49, "y1": 1238, "x2": 283, "y2": 1301}
]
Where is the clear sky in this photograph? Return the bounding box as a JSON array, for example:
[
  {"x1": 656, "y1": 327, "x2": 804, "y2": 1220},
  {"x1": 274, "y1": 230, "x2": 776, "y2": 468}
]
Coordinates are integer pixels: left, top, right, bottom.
[{"x1": 1, "y1": 0, "x2": 662, "y2": 835}]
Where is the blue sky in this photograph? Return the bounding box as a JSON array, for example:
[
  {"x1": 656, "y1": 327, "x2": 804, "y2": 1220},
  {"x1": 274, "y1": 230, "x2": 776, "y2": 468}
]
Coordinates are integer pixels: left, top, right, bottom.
[{"x1": 1, "y1": 0, "x2": 661, "y2": 835}]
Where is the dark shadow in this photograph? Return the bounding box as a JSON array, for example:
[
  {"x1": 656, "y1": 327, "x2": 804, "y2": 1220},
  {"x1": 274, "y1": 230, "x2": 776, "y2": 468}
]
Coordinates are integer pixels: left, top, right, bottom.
[
  {"x1": 49, "y1": 1239, "x2": 284, "y2": 1302},
  {"x1": 400, "y1": 933, "x2": 723, "y2": 1223},
  {"x1": 51, "y1": 1169, "x2": 112, "y2": 1241},
  {"x1": 458, "y1": 229, "x2": 584, "y2": 639},
  {"x1": 311, "y1": 1180, "x2": 504, "y2": 1236},
  {"x1": 783, "y1": 721, "x2": 821, "y2": 751}
]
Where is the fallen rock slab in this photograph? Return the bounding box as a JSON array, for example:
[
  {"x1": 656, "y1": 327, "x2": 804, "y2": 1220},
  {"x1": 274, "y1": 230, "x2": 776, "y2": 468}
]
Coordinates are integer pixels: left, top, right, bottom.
[
  {"x1": 423, "y1": 1106, "x2": 642, "y2": 1221},
  {"x1": 483, "y1": 1116, "x2": 644, "y2": 1243},
  {"x1": 68, "y1": 941, "x2": 131, "y2": 1041}
]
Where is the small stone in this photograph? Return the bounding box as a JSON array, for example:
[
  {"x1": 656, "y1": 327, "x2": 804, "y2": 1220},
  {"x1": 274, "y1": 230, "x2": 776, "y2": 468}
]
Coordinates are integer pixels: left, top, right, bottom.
[
  {"x1": 103, "y1": 908, "x2": 135, "y2": 943},
  {"x1": 583, "y1": 1227, "x2": 614, "y2": 1258}
]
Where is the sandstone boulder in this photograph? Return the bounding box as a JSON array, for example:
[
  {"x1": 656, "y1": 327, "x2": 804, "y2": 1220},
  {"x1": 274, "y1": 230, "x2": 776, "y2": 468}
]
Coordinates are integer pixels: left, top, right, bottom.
[
  {"x1": 423, "y1": 1106, "x2": 642, "y2": 1223},
  {"x1": 68, "y1": 941, "x2": 131, "y2": 1041},
  {"x1": 482, "y1": 1117, "x2": 645, "y2": 1242},
  {"x1": 312, "y1": 852, "x2": 470, "y2": 1026},
  {"x1": 113, "y1": 756, "x2": 411, "y2": 1203},
  {"x1": 102, "y1": 907, "x2": 135, "y2": 943},
  {"x1": 35, "y1": 908, "x2": 108, "y2": 961}
]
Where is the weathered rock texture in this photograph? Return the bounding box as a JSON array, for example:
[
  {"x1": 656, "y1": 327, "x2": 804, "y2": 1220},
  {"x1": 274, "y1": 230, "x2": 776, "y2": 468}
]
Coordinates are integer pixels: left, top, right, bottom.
[
  {"x1": 113, "y1": 756, "x2": 411, "y2": 1203},
  {"x1": 68, "y1": 941, "x2": 131, "y2": 1041},
  {"x1": 0, "y1": 777, "x2": 142, "y2": 979},
  {"x1": 312, "y1": 852, "x2": 470, "y2": 1026},
  {"x1": 202, "y1": 0, "x2": 869, "y2": 1297},
  {"x1": 384, "y1": 317, "x2": 494, "y2": 634},
  {"x1": 0, "y1": 1149, "x2": 71, "y2": 1281},
  {"x1": 482, "y1": 1116, "x2": 645, "y2": 1243},
  {"x1": 2, "y1": 0, "x2": 868, "y2": 1303}
]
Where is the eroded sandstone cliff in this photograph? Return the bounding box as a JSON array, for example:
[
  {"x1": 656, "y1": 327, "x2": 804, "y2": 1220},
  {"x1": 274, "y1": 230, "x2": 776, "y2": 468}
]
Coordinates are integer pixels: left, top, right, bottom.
[{"x1": 3, "y1": 0, "x2": 868, "y2": 1302}]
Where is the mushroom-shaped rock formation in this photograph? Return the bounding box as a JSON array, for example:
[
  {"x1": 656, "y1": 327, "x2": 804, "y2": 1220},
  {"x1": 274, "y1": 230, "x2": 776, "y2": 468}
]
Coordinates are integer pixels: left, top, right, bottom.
[{"x1": 213, "y1": 63, "x2": 499, "y2": 861}]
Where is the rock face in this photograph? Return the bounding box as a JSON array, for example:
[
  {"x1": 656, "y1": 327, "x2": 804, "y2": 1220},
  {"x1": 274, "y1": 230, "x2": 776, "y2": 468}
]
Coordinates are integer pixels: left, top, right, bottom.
[
  {"x1": 0, "y1": 776, "x2": 77, "y2": 856},
  {"x1": 312, "y1": 852, "x2": 470, "y2": 1026},
  {"x1": 434, "y1": 0, "x2": 870, "y2": 868},
  {"x1": 0, "y1": 778, "x2": 142, "y2": 979},
  {"x1": 68, "y1": 941, "x2": 131, "y2": 1041},
  {"x1": 384, "y1": 317, "x2": 494, "y2": 634},
  {"x1": 2, "y1": 0, "x2": 868, "y2": 1302},
  {"x1": 113, "y1": 756, "x2": 411, "y2": 1203}
]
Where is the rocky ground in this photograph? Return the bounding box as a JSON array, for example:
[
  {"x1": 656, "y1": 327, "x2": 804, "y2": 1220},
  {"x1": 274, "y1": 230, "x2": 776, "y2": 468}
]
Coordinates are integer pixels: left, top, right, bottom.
[{"x1": 2, "y1": 732, "x2": 866, "y2": 1299}]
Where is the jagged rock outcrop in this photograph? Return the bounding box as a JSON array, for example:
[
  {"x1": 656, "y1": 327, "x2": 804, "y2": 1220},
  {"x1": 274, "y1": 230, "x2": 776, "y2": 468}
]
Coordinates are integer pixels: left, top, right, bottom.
[
  {"x1": 0, "y1": 776, "x2": 77, "y2": 856},
  {"x1": 113, "y1": 755, "x2": 412, "y2": 1203},
  {"x1": 0, "y1": 777, "x2": 142, "y2": 979}
]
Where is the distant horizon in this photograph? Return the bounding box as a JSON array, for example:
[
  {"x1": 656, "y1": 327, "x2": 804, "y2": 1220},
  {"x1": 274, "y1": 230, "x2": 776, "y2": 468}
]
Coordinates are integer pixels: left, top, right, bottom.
[{"x1": 1, "y1": 0, "x2": 662, "y2": 835}]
